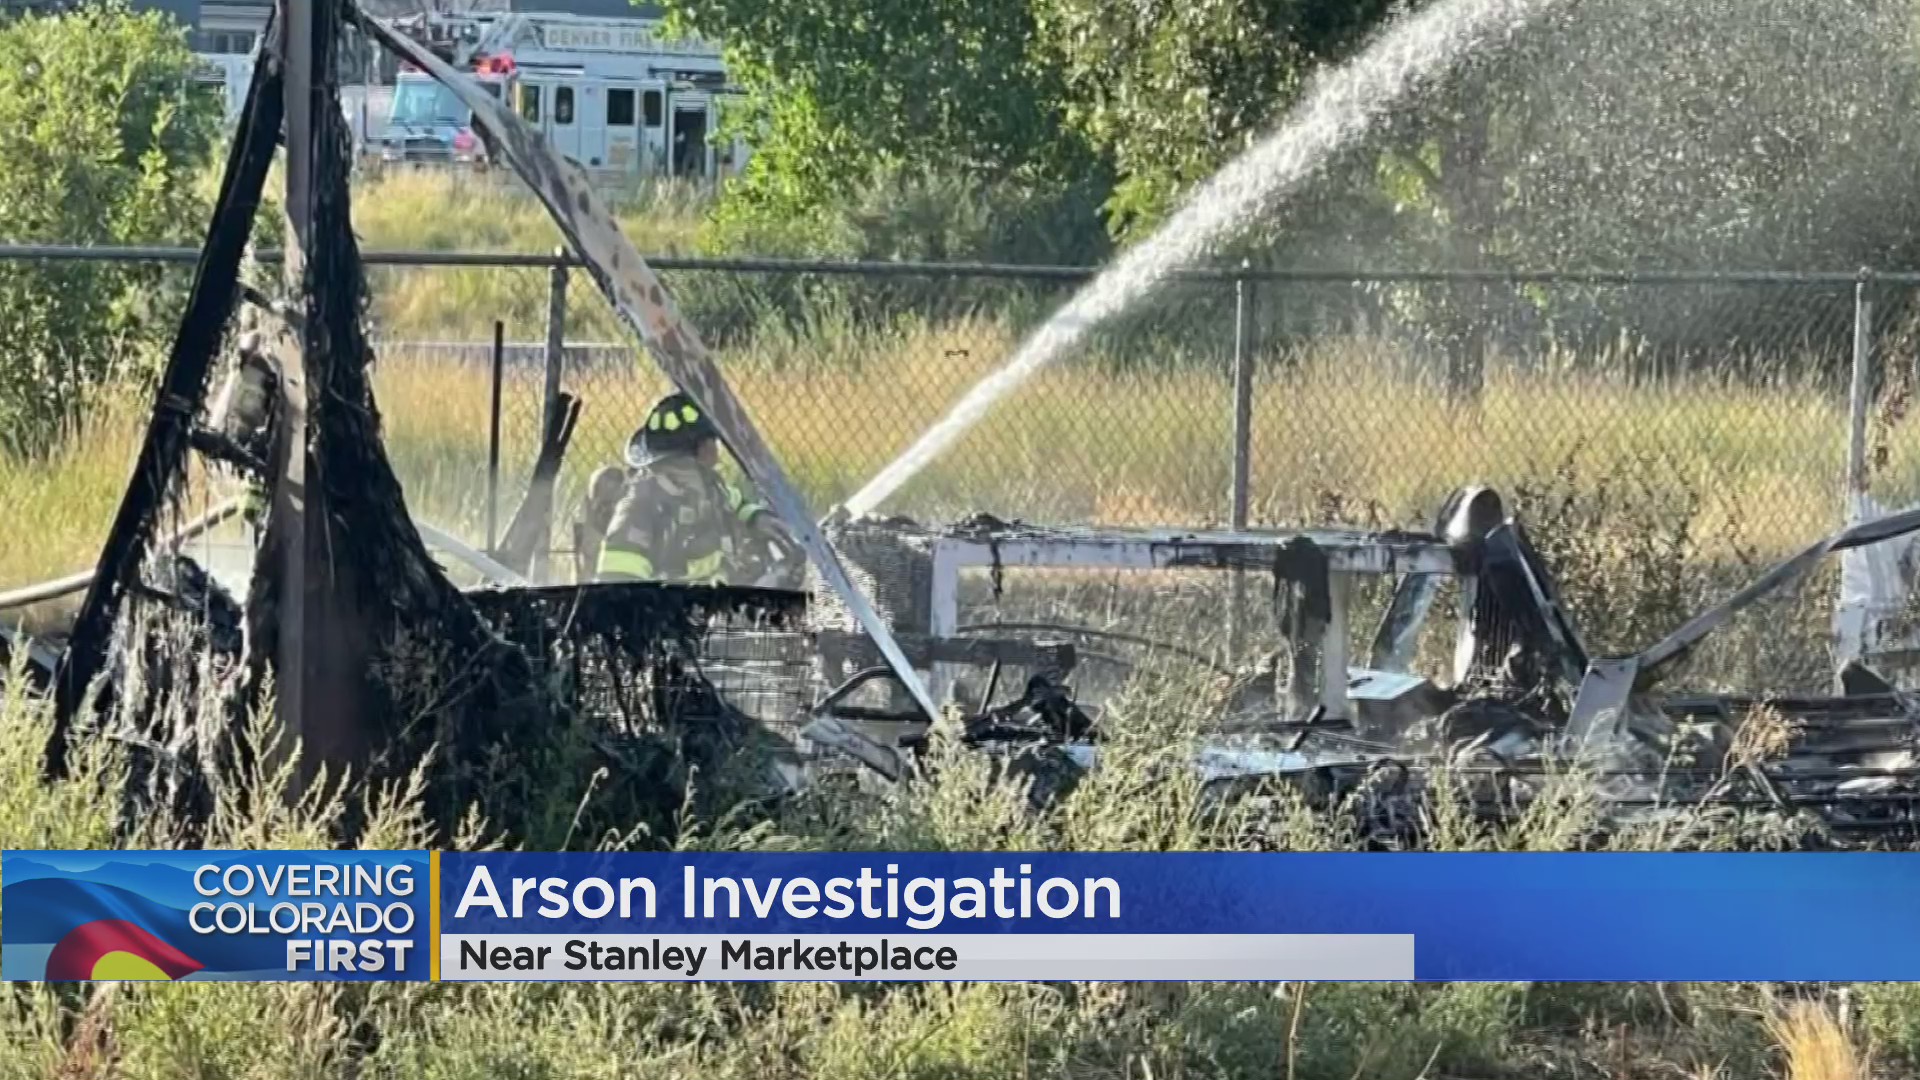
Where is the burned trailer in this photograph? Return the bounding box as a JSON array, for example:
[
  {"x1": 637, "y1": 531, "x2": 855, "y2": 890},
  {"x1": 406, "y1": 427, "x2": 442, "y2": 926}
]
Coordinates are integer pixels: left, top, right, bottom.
[
  {"x1": 794, "y1": 486, "x2": 1595, "y2": 790},
  {"x1": 792, "y1": 494, "x2": 1920, "y2": 847}
]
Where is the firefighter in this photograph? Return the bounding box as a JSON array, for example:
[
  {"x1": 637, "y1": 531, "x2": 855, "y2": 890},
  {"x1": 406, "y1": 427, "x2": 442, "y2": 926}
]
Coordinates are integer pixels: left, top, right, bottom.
[{"x1": 585, "y1": 391, "x2": 801, "y2": 587}]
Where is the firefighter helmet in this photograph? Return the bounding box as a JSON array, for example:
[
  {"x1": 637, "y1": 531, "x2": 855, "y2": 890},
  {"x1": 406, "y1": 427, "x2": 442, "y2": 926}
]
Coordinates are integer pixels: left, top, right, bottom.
[{"x1": 626, "y1": 391, "x2": 717, "y2": 466}]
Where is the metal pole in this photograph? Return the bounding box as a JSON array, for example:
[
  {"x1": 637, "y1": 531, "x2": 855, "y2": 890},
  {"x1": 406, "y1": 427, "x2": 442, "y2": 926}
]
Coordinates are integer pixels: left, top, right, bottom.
[
  {"x1": 1836, "y1": 274, "x2": 1877, "y2": 687},
  {"x1": 1231, "y1": 261, "x2": 1256, "y2": 528},
  {"x1": 543, "y1": 253, "x2": 567, "y2": 429},
  {"x1": 276, "y1": 0, "x2": 315, "y2": 783},
  {"x1": 487, "y1": 319, "x2": 504, "y2": 554},
  {"x1": 531, "y1": 255, "x2": 568, "y2": 579},
  {"x1": 1848, "y1": 274, "x2": 1874, "y2": 509},
  {"x1": 1229, "y1": 263, "x2": 1257, "y2": 657}
]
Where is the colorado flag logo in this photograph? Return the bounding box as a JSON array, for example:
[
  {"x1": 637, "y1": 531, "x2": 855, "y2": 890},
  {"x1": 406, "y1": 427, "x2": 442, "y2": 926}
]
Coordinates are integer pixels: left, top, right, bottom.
[
  {"x1": 44, "y1": 919, "x2": 203, "y2": 981},
  {"x1": 2, "y1": 859, "x2": 213, "y2": 982}
]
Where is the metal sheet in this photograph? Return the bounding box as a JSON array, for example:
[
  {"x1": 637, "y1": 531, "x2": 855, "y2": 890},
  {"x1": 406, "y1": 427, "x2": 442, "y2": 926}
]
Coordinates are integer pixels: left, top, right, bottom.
[
  {"x1": 1566, "y1": 657, "x2": 1640, "y2": 744},
  {"x1": 1638, "y1": 505, "x2": 1920, "y2": 675},
  {"x1": 357, "y1": 9, "x2": 939, "y2": 722}
]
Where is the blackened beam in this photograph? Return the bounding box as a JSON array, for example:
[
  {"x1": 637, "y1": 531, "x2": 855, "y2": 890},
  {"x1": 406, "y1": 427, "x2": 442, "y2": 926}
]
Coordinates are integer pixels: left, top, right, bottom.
[
  {"x1": 1635, "y1": 505, "x2": 1920, "y2": 678},
  {"x1": 352, "y1": 5, "x2": 942, "y2": 722},
  {"x1": 271, "y1": 0, "x2": 319, "y2": 777},
  {"x1": 48, "y1": 40, "x2": 284, "y2": 777},
  {"x1": 493, "y1": 391, "x2": 580, "y2": 576}
]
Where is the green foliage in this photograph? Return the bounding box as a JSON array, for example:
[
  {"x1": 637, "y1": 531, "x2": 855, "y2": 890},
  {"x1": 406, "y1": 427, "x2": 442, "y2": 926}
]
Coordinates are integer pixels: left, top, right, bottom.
[
  {"x1": 675, "y1": 160, "x2": 1113, "y2": 343},
  {"x1": 1030, "y1": 0, "x2": 1404, "y2": 238},
  {"x1": 1244, "y1": 0, "x2": 1920, "y2": 358},
  {"x1": 664, "y1": 0, "x2": 1103, "y2": 244},
  {"x1": 688, "y1": 161, "x2": 1111, "y2": 341},
  {"x1": 1860, "y1": 983, "x2": 1920, "y2": 1070},
  {"x1": 671, "y1": 0, "x2": 1411, "y2": 248},
  {"x1": 700, "y1": 160, "x2": 1109, "y2": 266},
  {"x1": 0, "y1": 2, "x2": 220, "y2": 457}
]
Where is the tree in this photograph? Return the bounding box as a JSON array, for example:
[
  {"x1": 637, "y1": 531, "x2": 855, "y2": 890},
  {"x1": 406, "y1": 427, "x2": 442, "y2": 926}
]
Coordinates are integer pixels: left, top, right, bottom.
[
  {"x1": 1029, "y1": 0, "x2": 1404, "y2": 239},
  {"x1": 661, "y1": 0, "x2": 1100, "y2": 238},
  {"x1": 1274, "y1": 0, "x2": 1920, "y2": 361},
  {"x1": 0, "y1": 2, "x2": 222, "y2": 456}
]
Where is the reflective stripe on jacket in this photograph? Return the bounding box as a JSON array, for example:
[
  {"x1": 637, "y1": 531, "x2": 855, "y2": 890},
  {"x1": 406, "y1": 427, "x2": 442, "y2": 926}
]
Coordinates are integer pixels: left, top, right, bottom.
[{"x1": 595, "y1": 452, "x2": 746, "y2": 585}]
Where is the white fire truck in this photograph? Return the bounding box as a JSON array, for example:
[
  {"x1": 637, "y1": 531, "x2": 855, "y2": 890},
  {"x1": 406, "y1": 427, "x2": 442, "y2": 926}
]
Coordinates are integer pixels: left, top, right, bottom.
[{"x1": 380, "y1": 10, "x2": 750, "y2": 181}]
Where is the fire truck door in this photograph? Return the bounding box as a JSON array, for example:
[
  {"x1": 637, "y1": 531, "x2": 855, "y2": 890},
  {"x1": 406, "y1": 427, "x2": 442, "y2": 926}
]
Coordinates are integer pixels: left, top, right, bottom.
[
  {"x1": 669, "y1": 98, "x2": 709, "y2": 177},
  {"x1": 576, "y1": 80, "x2": 608, "y2": 168},
  {"x1": 639, "y1": 85, "x2": 667, "y2": 174},
  {"x1": 604, "y1": 85, "x2": 641, "y2": 172},
  {"x1": 516, "y1": 79, "x2": 547, "y2": 141},
  {"x1": 549, "y1": 83, "x2": 583, "y2": 163}
]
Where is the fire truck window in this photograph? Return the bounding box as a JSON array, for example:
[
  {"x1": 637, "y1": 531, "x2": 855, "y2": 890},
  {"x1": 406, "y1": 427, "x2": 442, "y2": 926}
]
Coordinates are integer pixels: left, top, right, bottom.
[
  {"x1": 643, "y1": 91, "x2": 663, "y2": 128},
  {"x1": 556, "y1": 87, "x2": 575, "y2": 125},
  {"x1": 519, "y1": 85, "x2": 540, "y2": 123},
  {"x1": 482, "y1": 82, "x2": 502, "y2": 100},
  {"x1": 608, "y1": 88, "x2": 635, "y2": 127}
]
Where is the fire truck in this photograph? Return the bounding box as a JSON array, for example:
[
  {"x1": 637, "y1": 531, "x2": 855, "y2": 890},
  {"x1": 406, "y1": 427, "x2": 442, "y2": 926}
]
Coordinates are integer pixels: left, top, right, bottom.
[{"x1": 378, "y1": 10, "x2": 750, "y2": 181}]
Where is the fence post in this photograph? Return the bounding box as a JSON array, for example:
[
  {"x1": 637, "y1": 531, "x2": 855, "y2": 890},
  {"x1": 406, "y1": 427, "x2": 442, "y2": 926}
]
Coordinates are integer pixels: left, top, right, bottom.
[
  {"x1": 487, "y1": 319, "x2": 504, "y2": 556},
  {"x1": 1836, "y1": 271, "x2": 1875, "y2": 687},
  {"x1": 543, "y1": 249, "x2": 568, "y2": 430},
  {"x1": 527, "y1": 252, "x2": 569, "y2": 579},
  {"x1": 1231, "y1": 261, "x2": 1256, "y2": 528},
  {"x1": 1229, "y1": 260, "x2": 1258, "y2": 657},
  {"x1": 1847, "y1": 272, "x2": 1874, "y2": 513}
]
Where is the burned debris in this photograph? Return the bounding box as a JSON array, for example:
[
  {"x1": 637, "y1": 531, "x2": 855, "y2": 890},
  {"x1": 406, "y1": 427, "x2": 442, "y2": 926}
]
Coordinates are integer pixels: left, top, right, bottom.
[
  {"x1": 3, "y1": 0, "x2": 827, "y2": 847},
  {"x1": 794, "y1": 494, "x2": 1920, "y2": 848}
]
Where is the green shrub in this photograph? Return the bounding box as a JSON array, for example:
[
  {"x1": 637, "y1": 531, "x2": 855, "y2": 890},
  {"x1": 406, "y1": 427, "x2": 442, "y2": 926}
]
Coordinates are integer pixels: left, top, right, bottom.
[{"x1": 0, "y1": 2, "x2": 221, "y2": 457}]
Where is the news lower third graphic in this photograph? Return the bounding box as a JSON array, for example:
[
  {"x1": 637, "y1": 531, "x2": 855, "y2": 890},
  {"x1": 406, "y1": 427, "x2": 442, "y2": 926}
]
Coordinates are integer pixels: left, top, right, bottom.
[
  {"x1": 434, "y1": 852, "x2": 1410, "y2": 981},
  {"x1": 21, "y1": 851, "x2": 1920, "y2": 981}
]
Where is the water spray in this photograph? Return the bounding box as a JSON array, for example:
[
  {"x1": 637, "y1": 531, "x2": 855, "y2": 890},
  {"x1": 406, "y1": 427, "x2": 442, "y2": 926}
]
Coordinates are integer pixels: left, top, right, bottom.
[{"x1": 842, "y1": 0, "x2": 1564, "y2": 520}]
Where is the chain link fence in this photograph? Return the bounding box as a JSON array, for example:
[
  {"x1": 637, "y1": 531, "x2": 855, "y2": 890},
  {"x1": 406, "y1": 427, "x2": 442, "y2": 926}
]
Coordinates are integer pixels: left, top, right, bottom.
[
  {"x1": 8, "y1": 245, "x2": 1914, "y2": 692},
  {"x1": 347, "y1": 261, "x2": 1866, "y2": 544}
]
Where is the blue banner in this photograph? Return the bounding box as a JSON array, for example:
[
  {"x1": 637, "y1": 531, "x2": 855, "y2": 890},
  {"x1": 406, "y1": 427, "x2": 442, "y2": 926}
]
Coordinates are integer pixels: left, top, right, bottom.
[
  {"x1": 16, "y1": 849, "x2": 1920, "y2": 981},
  {"x1": 438, "y1": 851, "x2": 1920, "y2": 981},
  {"x1": 2, "y1": 850, "x2": 432, "y2": 982}
]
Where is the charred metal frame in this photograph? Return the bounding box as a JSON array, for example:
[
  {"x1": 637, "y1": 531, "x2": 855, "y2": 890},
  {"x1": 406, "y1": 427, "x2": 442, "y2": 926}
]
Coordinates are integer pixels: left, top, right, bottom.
[
  {"x1": 922, "y1": 524, "x2": 1462, "y2": 718},
  {"x1": 1566, "y1": 504, "x2": 1920, "y2": 743}
]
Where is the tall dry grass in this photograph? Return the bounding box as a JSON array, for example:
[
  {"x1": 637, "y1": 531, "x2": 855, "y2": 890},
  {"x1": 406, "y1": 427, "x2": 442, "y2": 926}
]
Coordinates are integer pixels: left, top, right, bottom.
[
  {"x1": 0, "y1": 643, "x2": 1907, "y2": 1080},
  {"x1": 1769, "y1": 998, "x2": 1872, "y2": 1080},
  {"x1": 463, "y1": 327, "x2": 1851, "y2": 548},
  {"x1": 3, "y1": 316, "x2": 1856, "y2": 577}
]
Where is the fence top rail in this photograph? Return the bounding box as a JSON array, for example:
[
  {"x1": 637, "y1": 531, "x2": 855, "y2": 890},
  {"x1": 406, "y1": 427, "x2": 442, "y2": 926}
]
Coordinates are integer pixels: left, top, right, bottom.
[{"x1": 0, "y1": 243, "x2": 1911, "y2": 286}]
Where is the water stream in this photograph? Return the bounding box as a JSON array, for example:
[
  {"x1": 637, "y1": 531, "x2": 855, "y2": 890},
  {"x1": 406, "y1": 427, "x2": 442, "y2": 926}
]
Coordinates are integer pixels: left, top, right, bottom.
[{"x1": 842, "y1": 0, "x2": 1565, "y2": 520}]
